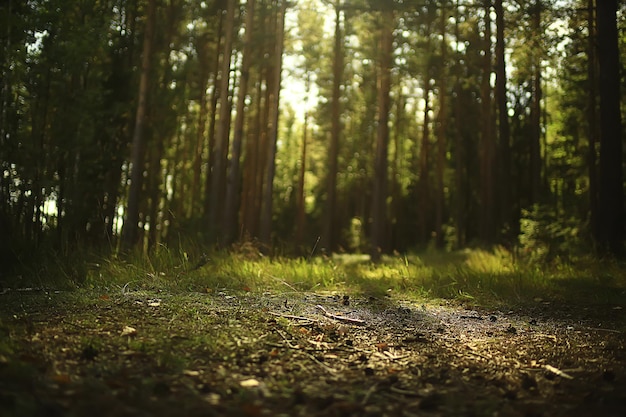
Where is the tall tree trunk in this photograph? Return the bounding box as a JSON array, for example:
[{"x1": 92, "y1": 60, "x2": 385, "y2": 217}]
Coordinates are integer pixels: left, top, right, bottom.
[
  {"x1": 435, "y1": 6, "x2": 448, "y2": 249},
  {"x1": 595, "y1": 0, "x2": 624, "y2": 256},
  {"x1": 203, "y1": 14, "x2": 224, "y2": 224},
  {"x1": 529, "y1": 1, "x2": 542, "y2": 205},
  {"x1": 259, "y1": 0, "x2": 286, "y2": 248},
  {"x1": 121, "y1": 0, "x2": 155, "y2": 252},
  {"x1": 322, "y1": 4, "x2": 343, "y2": 253},
  {"x1": 370, "y1": 9, "x2": 394, "y2": 262},
  {"x1": 192, "y1": 35, "x2": 211, "y2": 216},
  {"x1": 452, "y1": 0, "x2": 466, "y2": 248},
  {"x1": 479, "y1": 0, "x2": 495, "y2": 243},
  {"x1": 494, "y1": 0, "x2": 511, "y2": 239},
  {"x1": 417, "y1": 79, "x2": 432, "y2": 244},
  {"x1": 208, "y1": 0, "x2": 237, "y2": 243},
  {"x1": 586, "y1": 0, "x2": 599, "y2": 245},
  {"x1": 295, "y1": 86, "x2": 309, "y2": 247},
  {"x1": 224, "y1": 0, "x2": 256, "y2": 244}
]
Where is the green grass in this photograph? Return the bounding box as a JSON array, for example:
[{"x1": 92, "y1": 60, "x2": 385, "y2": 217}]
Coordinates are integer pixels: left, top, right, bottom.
[{"x1": 4, "y1": 243, "x2": 626, "y2": 309}]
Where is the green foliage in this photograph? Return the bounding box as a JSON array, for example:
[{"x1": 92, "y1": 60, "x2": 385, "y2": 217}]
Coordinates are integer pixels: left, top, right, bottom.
[
  {"x1": 518, "y1": 204, "x2": 587, "y2": 263},
  {"x1": 48, "y1": 245, "x2": 619, "y2": 309}
]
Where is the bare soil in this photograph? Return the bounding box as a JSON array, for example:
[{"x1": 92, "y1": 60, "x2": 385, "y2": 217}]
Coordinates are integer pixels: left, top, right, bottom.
[{"x1": 1, "y1": 288, "x2": 625, "y2": 417}]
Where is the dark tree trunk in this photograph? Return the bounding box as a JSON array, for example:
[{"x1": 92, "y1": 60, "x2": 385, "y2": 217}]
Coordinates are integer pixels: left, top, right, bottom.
[
  {"x1": 322, "y1": 4, "x2": 343, "y2": 253},
  {"x1": 595, "y1": 0, "x2": 624, "y2": 256},
  {"x1": 224, "y1": 0, "x2": 256, "y2": 244},
  {"x1": 494, "y1": 0, "x2": 512, "y2": 239},
  {"x1": 259, "y1": 0, "x2": 286, "y2": 248},
  {"x1": 370, "y1": 9, "x2": 394, "y2": 261},
  {"x1": 121, "y1": 0, "x2": 155, "y2": 252},
  {"x1": 208, "y1": 0, "x2": 236, "y2": 244}
]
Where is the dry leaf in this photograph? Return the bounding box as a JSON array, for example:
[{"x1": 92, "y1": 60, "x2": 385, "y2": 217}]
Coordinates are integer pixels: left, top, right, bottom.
[
  {"x1": 240, "y1": 378, "x2": 260, "y2": 387},
  {"x1": 121, "y1": 326, "x2": 137, "y2": 337},
  {"x1": 183, "y1": 369, "x2": 200, "y2": 377},
  {"x1": 376, "y1": 342, "x2": 389, "y2": 352},
  {"x1": 52, "y1": 374, "x2": 71, "y2": 384}
]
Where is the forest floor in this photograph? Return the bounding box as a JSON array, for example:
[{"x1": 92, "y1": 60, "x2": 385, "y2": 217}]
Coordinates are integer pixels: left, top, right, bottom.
[{"x1": 1, "y1": 287, "x2": 625, "y2": 417}]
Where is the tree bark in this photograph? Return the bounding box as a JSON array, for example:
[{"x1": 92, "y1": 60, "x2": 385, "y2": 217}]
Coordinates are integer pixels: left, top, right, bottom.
[
  {"x1": 121, "y1": 0, "x2": 155, "y2": 252},
  {"x1": 208, "y1": 0, "x2": 237, "y2": 243},
  {"x1": 370, "y1": 9, "x2": 394, "y2": 261},
  {"x1": 529, "y1": 1, "x2": 542, "y2": 205},
  {"x1": 224, "y1": 0, "x2": 256, "y2": 244},
  {"x1": 259, "y1": 0, "x2": 286, "y2": 248},
  {"x1": 434, "y1": 7, "x2": 448, "y2": 249},
  {"x1": 586, "y1": 0, "x2": 598, "y2": 243},
  {"x1": 479, "y1": 0, "x2": 495, "y2": 243},
  {"x1": 595, "y1": 0, "x2": 624, "y2": 256},
  {"x1": 322, "y1": 4, "x2": 343, "y2": 253},
  {"x1": 494, "y1": 0, "x2": 511, "y2": 238}
]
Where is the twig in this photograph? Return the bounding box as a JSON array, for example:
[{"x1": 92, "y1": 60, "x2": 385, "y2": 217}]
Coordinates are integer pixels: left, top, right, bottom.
[
  {"x1": 315, "y1": 305, "x2": 366, "y2": 325},
  {"x1": 303, "y1": 351, "x2": 338, "y2": 374},
  {"x1": 308, "y1": 236, "x2": 321, "y2": 261},
  {"x1": 583, "y1": 326, "x2": 621, "y2": 334},
  {"x1": 543, "y1": 364, "x2": 574, "y2": 380},
  {"x1": 275, "y1": 329, "x2": 300, "y2": 349},
  {"x1": 269, "y1": 311, "x2": 316, "y2": 323},
  {"x1": 361, "y1": 383, "x2": 379, "y2": 405}
]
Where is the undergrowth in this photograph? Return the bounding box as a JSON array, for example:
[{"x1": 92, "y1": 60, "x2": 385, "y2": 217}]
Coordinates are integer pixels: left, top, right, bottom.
[{"x1": 2, "y1": 242, "x2": 625, "y2": 308}]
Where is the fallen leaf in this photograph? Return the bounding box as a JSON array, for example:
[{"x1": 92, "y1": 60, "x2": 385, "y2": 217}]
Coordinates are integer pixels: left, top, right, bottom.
[
  {"x1": 99, "y1": 294, "x2": 110, "y2": 301},
  {"x1": 376, "y1": 342, "x2": 389, "y2": 352},
  {"x1": 121, "y1": 326, "x2": 137, "y2": 337},
  {"x1": 240, "y1": 378, "x2": 260, "y2": 387},
  {"x1": 183, "y1": 369, "x2": 200, "y2": 377},
  {"x1": 52, "y1": 374, "x2": 71, "y2": 384}
]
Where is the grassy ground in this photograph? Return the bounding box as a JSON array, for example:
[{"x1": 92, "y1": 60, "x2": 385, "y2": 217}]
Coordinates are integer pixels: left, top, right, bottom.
[{"x1": 1, "y1": 247, "x2": 625, "y2": 416}]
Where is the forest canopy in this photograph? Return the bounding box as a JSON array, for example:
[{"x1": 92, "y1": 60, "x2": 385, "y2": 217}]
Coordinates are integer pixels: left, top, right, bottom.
[{"x1": 0, "y1": 0, "x2": 625, "y2": 274}]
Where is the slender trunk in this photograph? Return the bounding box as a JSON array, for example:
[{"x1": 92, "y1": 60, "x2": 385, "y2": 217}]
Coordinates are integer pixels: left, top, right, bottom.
[
  {"x1": 203, "y1": 14, "x2": 224, "y2": 223},
  {"x1": 494, "y1": 0, "x2": 511, "y2": 238},
  {"x1": 224, "y1": 0, "x2": 256, "y2": 244},
  {"x1": 586, "y1": 0, "x2": 599, "y2": 244},
  {"x1": 192, "y1": 36, "x2": 210, "y2": 215},
  {"x1": 208, "y1": 0, "x2": 237, "y2": 243},
  {"x1": 322, "y1": 5, "x2": 343, "y2": 253},
  {"x1": 596, "y1": 0, "x2": 624, "y2": 256},
  {"x1": 480, "y1": 1, "x2": 495, "y2": 242},
  {"x1": 295, "y1": 100, "x2": 309, "y2": 247},
  {"x1": 121, "y1": 0, "x2": 155, "y2": 251},
  {"x1": 417, "y1": 80, "x2": 431, "y2": 244},
  {"x1": 529, "y1": 1, "x2": 542, "y2": 205},
  {"x1": 259, "y1": 0, "x2": 286, "y2": 248},
  {"x1": 370, "y1": 9, "x2": 394, "y2": 261},
  {"x1": 435, "y1": 7, "x2": 448, "y2": 249}
]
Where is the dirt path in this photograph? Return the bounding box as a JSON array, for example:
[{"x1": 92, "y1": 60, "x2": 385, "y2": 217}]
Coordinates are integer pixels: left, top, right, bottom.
[{"x1": 1, "y1": 289, "x2": 625, "y2": 416}]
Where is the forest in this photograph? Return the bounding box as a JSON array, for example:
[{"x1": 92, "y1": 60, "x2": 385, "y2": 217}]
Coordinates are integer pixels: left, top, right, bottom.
[
  {"x1": 0, "y1": 0, "x2": 625, "y2": 271},
  {"x1": 1, "y1": 2, "x2": 626, "y2": 415}
]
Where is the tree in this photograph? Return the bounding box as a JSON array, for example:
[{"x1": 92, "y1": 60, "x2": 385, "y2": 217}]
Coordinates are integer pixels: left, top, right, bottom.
[
  {"x1": 259, "y1": 0, "x2": 287, "y2": 248},
  {"x1": 207, "y1": 0, "x2": 237, "y2": 244},
  {"x1": 595, "y1": 0, "x2": 624, "y2": 256},
  {"x1": 224, "y1": 0, "x2": 257, "y2": 244},
  {"x1": 322, "y1": 3, "x2": 344, "y2": 253},
  {"x1": 122, "y1": 0, "x2": 156, "y2": 251},
  {"x1": 370, "y1": 7, "x2": 394, "y2": 261}
]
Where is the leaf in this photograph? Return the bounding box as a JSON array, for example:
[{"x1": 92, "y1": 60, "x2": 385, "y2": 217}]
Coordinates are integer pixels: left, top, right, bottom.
[
  {"x1": 121, "y1": 326, "x2": 137, "y2": 337},
  {"x1": 52, "y1": 374, "x2": 71, "y2": 385},
  {"x1": 183, "y1": 369, "x2": 200, "y2": 377},
  {"x1": 239, "y1": 378, "x2": 260, "y2": 387}
]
